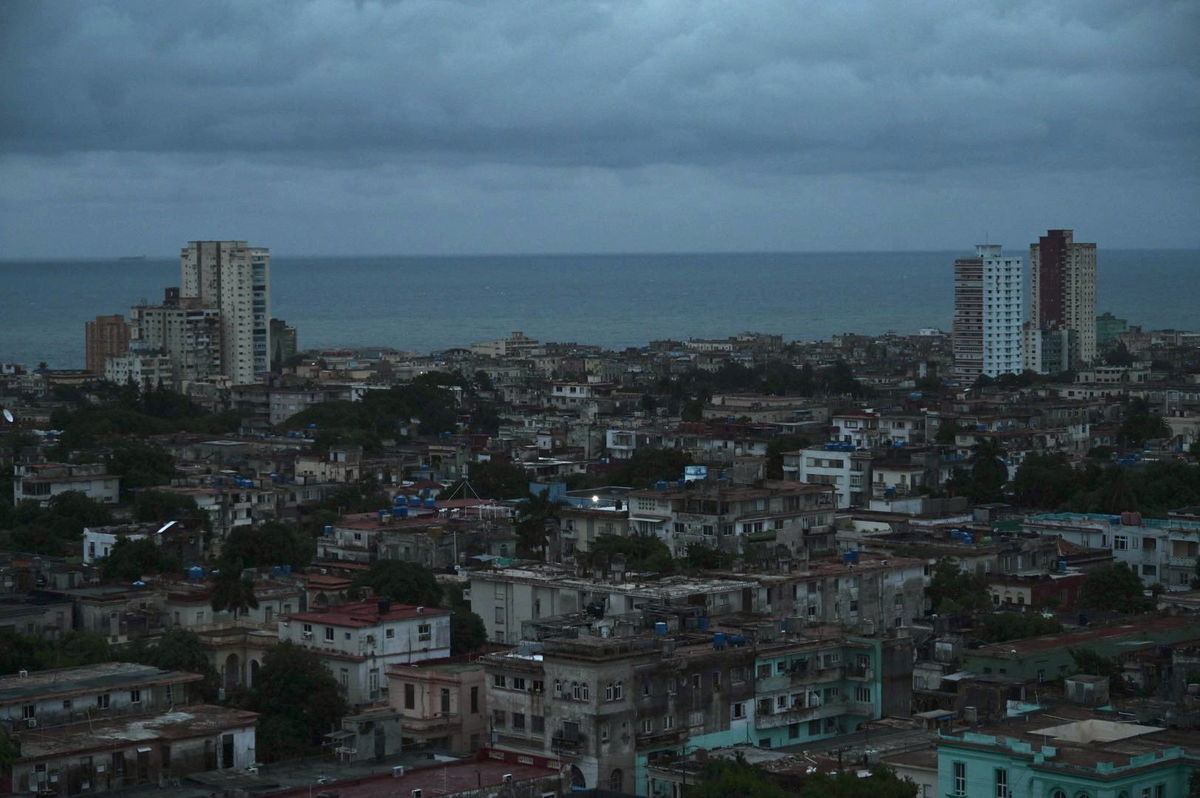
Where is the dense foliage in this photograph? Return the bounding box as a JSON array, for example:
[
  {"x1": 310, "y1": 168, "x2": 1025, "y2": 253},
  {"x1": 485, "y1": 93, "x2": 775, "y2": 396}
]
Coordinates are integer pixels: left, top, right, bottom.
[
  {"x1": 589, "y1": 533, "x2": 675, "y2": 573},
  {"x1": 352, "y1": 560, "x2": 445, "y2": 607},
  {"x1": 1010, "y1": 457, "x2": 1200, "y2": 516},
  {"x1": 240, "y1": 642, "x2": 348, "y2": 761},
  {"x1": 0, "y1": 490, "x2": 113, "y2": 555},
  {"x1": 48, "y1": 384, "x2": 243, "y2": 449},
  {"x1": 1079, "y1": 562, "x2": 1154, "y2": 613},
  {"x1": 926, "y1": 557, "x2": 991, "y2": 615},
  {"x1": 281, "y1": 374, "x2": 460, "y2": 451},
  {"x1": 99, "y1": 536, "x2": 181, "y2": 582},
  {"x1": 223, "y1": 521, "x2": 315, "y2": 570},
  {"x1": 976, "y1": 612, "x2": 1062, "y2": 643}
]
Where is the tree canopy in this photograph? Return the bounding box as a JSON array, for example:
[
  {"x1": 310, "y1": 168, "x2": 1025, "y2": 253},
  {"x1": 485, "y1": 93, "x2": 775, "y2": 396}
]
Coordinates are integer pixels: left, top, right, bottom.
[
  {"x1": 1079, "y1": 562, "x2": 1154, "y2": 613},
  {"x1": 241, "y1": 642, "x2": 348, "y2": 761},
  {"x1": 224, "y1": 521, "x2": 315, "y2": 570},
  {"x1": 99, "y1": 536, "x2": 181, "y2": 582},
  {"x1": 352, "y1": 560, "x2": 444, "y2": 607},
  {"x1": 976, "y1": 612, "x2": 1062, "y2": 644},
  {"x1": 0, "y1": 490, "x2": 114, "y2": 556},
  {"x1": 926, "y1": 557, "x2": 991, "y2": 615}
]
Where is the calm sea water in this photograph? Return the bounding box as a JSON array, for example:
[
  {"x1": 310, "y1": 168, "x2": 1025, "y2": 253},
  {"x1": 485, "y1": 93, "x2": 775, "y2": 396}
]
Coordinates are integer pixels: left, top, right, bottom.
[{"x1": 1, "y1": 250, "x2": 1197, "y2": 369}]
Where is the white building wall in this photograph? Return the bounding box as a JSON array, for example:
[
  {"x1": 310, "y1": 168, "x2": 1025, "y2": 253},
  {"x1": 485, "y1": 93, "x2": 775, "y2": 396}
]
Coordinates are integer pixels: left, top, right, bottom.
[{"x1": 977, "y1": 244, "x2": 1024, "y2": 377}]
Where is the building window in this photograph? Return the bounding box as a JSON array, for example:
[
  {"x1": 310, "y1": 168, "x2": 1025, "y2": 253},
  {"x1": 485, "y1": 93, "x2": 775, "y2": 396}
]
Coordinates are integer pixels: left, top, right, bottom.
[
  {"x1": 404, "y1": 683, "x2": 415, "y2": 709},
  {"x1": 470, "y1": 686, "x2": 479, "y2": 713},
  {"x1": 663, "y1": 714, "x2": 673, "y2": 730},
  {"x1": 994, "y1": 768, "x2": 1008, "y2": 798},
  {"x1": 1113, "y1": 535, "x2": 1128, "y2": 550},
  {"x1": 97, "y1": 694, "x2": 110, "y2": 710},
  {"x1": 129, "y1": 689, "x2": 141, "y2": 704},
  {"x1": 386, "y1": 628, "x2": 395, "y2": 639},
  {"x1": 531, "y1": 714, "x2": 544, "y2": 733},
  {"x1": 493, "y1": 674, "x2": 507, "y2": 688},
  {"x1": 512, "y1": 712, "x2": 526, "y2": 731},
  {"x1": 554, "y1": 679, "x2": 563, "y2": 697},
  {"x1": 952, "y1": 762, "x2": 966, "y2": 797},
  {"x1": 492, "y1": 709, "x2": 505, "y2": 728},
  {"x1": 418, "y1": 623, "x2": 432, "y2": 641},
  {"x1": 614, "y1": 680, "x2": 623, "y2": 700},
  {"x1": 855, "y1": 686, "x2": 871, "y2": 702},
  {"x1": 641, "y1": 718, "x2": 653, "y2": 734},
  {"x1": 324, "y1": 627, "x2": 334, "y2": 642},
  {"x1": 571, "y1": 682, "x2": 581, "y2": 700},
  {"x1": 732, "y1": 702, "x2": 745, "y2": 719},
  {"x1": 494, "y1": 607, "x2": 505, "y2": 625},
  {"x1": 21, "y1": 704, "x2": 35, "y2": 719}
]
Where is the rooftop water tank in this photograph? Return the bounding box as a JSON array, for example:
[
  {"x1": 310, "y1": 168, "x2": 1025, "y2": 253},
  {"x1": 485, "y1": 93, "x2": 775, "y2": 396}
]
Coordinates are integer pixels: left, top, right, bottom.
[
  {"x1": 713, "y1": 632, "x2": 727, "y2": 649},
  {"x1": 654, "y1": 622, "x2": 668, "y2": 636}
]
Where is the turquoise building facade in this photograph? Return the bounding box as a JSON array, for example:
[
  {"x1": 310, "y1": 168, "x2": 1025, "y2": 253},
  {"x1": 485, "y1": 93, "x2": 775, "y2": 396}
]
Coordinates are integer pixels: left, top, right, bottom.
[{"x1": 938, "y1": 729, "x2": 1196, "y2": 798}]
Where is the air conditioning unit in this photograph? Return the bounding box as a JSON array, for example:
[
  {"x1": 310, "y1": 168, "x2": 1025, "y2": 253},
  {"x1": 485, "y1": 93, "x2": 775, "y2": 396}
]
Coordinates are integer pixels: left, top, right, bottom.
[
  {"x1": 392, "y1": 766, "x2": 405, "y2": 778},
  {"x1": 18, "y1": 669, "x2": 28, "y2": 678},
  {"x1": 411, "y1": 790, "x2": 422, "y2": 798},
  {"x1": 502, "y1": 774, "x2": 513, "y2": 783},
  {"x1": 302, "y1": 631, "x2": 313, "y2": 640},
  {"x1": 26, "y1": 718, "x2": 37, "y2": 728}
]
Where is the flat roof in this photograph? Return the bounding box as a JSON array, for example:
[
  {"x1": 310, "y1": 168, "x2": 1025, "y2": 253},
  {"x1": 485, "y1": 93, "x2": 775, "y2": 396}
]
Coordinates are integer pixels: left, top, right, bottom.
[
  {"x1": 289, "y1": 600, "x2": 450, "y2": 628},
  {"x1": 0, "y1": 663, "x2": 201, "y2": 706},
  {"x1": 269, "y1": 752, "x2": 557, "y2": 797},
  {"x1": 18, "y1": 705, "x2": 259, "y2": 760}
]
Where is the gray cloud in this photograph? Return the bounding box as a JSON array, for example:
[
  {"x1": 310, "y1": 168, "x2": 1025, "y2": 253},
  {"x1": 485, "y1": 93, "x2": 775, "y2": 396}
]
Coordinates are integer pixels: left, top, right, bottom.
[{"x1": 1, "y1": 0, "x2": 1197, "y2": 255}]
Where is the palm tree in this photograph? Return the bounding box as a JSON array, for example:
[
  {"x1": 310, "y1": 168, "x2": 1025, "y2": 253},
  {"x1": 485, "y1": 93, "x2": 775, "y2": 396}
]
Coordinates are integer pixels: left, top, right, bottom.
[
  {"x1": 969, "y1": 436, "x2": 1008, "y2": 503},
  {"x1": 210, "y1": 559, "x2": 259, "y2": 617}
]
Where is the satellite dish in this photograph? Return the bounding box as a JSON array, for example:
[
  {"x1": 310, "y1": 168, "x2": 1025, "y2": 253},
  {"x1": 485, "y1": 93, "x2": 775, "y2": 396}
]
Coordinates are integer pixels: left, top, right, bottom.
[
  {"x1": 2, "y1": 409, "x2": 13, "y2": 423},
  {"x1": 156, "y1": 520, "x2": 178, "y2": 535}
]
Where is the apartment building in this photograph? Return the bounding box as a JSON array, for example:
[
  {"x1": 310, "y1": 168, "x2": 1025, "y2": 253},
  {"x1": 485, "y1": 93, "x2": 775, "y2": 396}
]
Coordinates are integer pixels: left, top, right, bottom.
[
  {"x1": 83, "y1": 314, "x2": 130, "y2": 375},
  {"x1": 130, "y1": 288, "x2": 224, "y2": 388},
  {"x1": 953, "y1": 244, "x2": 1024, "y2": 382},
  {"x1": 12, "y1": 462, "x2": 120, "y2": 507},
  {"x1": 787, "y1": 443, "x2": 873, "y2": 508},
  {"x1": 0, "y1": 662, "x2": 257, "y2": 795},
  {"x1": 386, "y1": 657, "x2": 488, "y2": 753},
  {"x1": 1024, "y1": 511, "x2": 1200, "y2": 589},
  {"x1": 481, "y1": 622, "x2": 910, "y2": 795},
  {"x1": 626, "y1": 480, "x2": 836, "y2": 556},
  {"x1": 180, "y1": 240, "x2": 271, "y2": 384},
  {"x1": 103, "y1": 351, "x2": 174, "y2": 391},
  {"x1": 1026, "y1": 229, "x2": 1098, "y2": 372},
  {"x1": 279, "y1": 599, "x2": 451, "y2": 706},
  {"x1": 470, "y1": 566, "x2": 760, "y2": 645}
]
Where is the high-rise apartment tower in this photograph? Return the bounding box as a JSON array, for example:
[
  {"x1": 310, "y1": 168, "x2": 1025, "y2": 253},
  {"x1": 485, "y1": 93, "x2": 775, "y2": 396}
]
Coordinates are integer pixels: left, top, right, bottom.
[
  {"x1": 84, "y1": 314, "x2": 131, "y2": 375},
  {"x1": 179, "y1": 241, "x2": 270, "y2": 384},
  {"x1": 953, "y1": 244, "x2": 1024, "y2": 382},
  {"x1": 1026, "y1": 229, "x2": 1096, "y2": 373}
]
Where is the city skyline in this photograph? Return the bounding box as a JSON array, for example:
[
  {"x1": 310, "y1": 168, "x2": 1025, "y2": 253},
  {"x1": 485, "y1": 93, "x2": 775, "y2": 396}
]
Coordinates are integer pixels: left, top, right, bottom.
[{"x1": 2, "y1": 1, "x2": 1197, "y2": 258}]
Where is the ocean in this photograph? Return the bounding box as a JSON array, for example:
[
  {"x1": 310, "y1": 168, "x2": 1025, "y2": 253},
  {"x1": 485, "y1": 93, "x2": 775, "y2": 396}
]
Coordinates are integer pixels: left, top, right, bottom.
[{"x1": 1, "y1": 250, "x2": 1197, "y2": 369}]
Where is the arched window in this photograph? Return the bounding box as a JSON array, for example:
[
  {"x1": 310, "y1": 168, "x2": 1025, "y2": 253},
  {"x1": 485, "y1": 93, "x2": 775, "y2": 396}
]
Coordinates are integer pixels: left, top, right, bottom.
[
  {"x1": 1050, "y1": 790, "x2": 1067, "y2": 798},
  {"x1": 609, "y1": 768, "x2": 623, "y2": 791}
]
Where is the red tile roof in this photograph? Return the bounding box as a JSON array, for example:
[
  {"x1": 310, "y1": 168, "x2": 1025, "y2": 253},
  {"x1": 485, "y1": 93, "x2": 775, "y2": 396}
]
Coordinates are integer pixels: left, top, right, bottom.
[{"x1": 288, "y1": 600, "x2": 449, "y2": 628}]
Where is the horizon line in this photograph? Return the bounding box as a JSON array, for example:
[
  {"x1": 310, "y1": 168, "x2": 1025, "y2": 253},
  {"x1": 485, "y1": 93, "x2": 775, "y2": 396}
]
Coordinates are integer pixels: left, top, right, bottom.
[{"x1": 2, "y1": 245, "x2": 1198, "y2": 262}]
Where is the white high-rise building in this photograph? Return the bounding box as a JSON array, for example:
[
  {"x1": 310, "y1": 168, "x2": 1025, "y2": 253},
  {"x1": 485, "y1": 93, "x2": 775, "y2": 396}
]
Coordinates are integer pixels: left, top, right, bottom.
[
  {"x1": 953, "y1": 244, "x2": 1024, "y2": 381},
  {"x1": 180, "y1": 241, "x2": 270, "y2": 384}
]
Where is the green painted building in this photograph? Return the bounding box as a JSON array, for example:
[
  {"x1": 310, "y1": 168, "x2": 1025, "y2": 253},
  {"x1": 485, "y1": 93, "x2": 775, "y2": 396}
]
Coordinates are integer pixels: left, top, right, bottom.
[{"x1": 938, "y1": 713, "x2": 1198, "y2": 798}]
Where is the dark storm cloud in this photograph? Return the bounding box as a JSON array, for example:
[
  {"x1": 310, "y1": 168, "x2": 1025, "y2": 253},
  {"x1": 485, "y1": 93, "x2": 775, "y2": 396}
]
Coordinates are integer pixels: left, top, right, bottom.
[
  {"x1": 0, "y1": 0, "x2": 1197, "y2": 255},
  {"x1": 3, "y1": 0, "x2": 1196, "y2": 173}
]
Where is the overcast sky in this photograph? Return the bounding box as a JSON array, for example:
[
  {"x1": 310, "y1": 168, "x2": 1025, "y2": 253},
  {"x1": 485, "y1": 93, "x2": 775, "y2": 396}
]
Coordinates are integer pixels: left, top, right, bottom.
[{"x1": 1, "y1": 0, "x2": 1197, "y2": 257}]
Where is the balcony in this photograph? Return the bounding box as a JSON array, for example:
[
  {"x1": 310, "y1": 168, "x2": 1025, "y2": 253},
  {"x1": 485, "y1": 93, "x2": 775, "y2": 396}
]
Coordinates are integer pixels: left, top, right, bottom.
[
  {"x1": 757, "y1": 665, "x2": 840, "y2": 692},
  {"x1": 845, "y1": 667, "x2": 874, "y2": 681},
  {"x1": 636, "y1": 727, "x2": 685, "y2": 747},
  {"x1": 551, "y1": 733, "x2": 587, "y2": 753},
  {"x1": 754, "y1": 700, "x2": 846, "y2": 728},
  {"x1": 401, "y1": 712, "x2": 461, "y2": 734}
]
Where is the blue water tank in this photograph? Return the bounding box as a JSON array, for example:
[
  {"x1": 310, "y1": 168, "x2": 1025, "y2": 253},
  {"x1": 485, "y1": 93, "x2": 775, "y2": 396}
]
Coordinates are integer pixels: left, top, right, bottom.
[
  {"x1": 656, "y1": 481, "x2": 668, "y2": 491},
  {"x1": 408, "y1": 495, "x2": 421, "y2": 507},
  {"x1": 849, "y1": 550, "x2": 860, "y2": 563},
  {"x1": 697, "y1": 617, "x2": 709, "y2": 631},
  {"x1": 654, "y1": 621, "x2": 668, "y2": 636},
  {"x1": 272, "y1": 565, "x2": 284, "y2": 576},
  {"x1": 728, "y1": 634, "x2": 746, "y2": 647},
  {"x1": 396, "y1": 506, "x2": 409, "y2": 519},
  {"x1": 1056, "y1": 559, "x2": 1067, "y2": 571},
  {"x1": 961, "y1": 533, "x2": 974, "y2": 544},
  {"x1": 676, "y1": 479, "x2": 686, "y2": 489},
  {"x1": 323, "y1": 525, "x2": 334, "y2": 536},
  {"x1": 842, "y1": 551, "x2": 854, "y2": 565},
  {"x1": 713, "y1": 632, "x2": 727, "y2": 649},
  {"x1": 423, "y1": 497, "x2": 436, "y2": 509},
  {"x1": 378, "y1": 509, "x2": 389, "y2": 522},
  {"x1": 188, "y1": 566, "x2": 204, "y2": 580},
  {"x1": 282, "y1": 565, "x2": 292, "y2": 575},
  {"x1": 393, "y1": 494, "x2": 406, "y2": 505}
]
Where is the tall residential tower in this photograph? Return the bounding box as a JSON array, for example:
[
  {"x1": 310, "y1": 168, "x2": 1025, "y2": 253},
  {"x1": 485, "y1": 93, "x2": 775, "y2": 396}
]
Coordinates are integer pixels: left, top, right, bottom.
[
  {"x1": 180, "y1": 241, "x2": 270, "y2": 384},
  {"x1": 953, "y1": 244, "x2": 1024, "y2": 383},
  {"x1": 1025, "y1": 229, "x2": 1097, "y2": 373}
]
